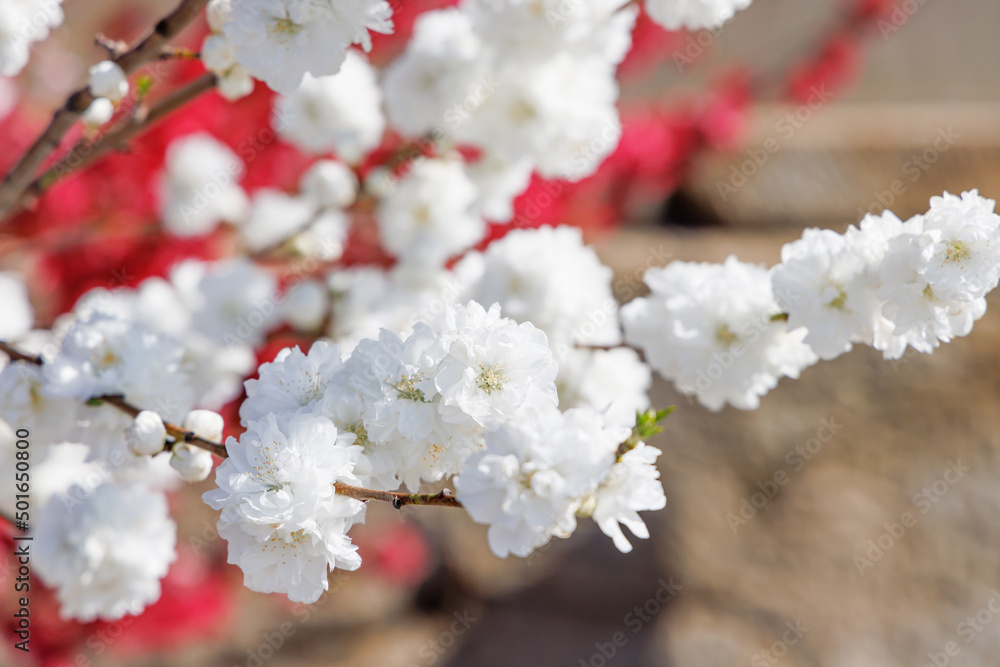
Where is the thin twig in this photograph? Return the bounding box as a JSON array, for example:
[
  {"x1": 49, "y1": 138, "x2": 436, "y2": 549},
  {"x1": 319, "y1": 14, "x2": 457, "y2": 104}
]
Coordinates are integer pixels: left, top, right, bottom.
[
  {"x1": 0, "y1": 339, "x2": 464, "y2": 509},
  {"x1": 25, "y1": 73, "x2": 217, "y2": 202},
  {"x1": 0, "y1": 341, "x2": 41, "y2": 365},
  {"x1": 333, "y1": 484, "x2": 464, "y2": 509},
  {"x1": 94, "y1": 394, "x2": 229, "y2": 459},
  {"x1": 0, "y1": 0, "x2": 210, "y2": 221}
]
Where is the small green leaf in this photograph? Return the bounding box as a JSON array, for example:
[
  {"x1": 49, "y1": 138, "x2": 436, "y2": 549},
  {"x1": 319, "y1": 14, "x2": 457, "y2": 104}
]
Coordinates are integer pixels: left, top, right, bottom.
[
  {"x1": 616, "y1": 406, "x2": 675, "y2": 460},
  {"x1": 136, "y1": 75, "x2": 154, "y2": 100}
]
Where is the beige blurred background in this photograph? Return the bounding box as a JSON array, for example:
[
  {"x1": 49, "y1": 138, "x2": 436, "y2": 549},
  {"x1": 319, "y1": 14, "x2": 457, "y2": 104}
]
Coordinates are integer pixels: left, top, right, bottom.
[{"x1": 25, "y1": 0, "x2": 1000, "y2": 665}]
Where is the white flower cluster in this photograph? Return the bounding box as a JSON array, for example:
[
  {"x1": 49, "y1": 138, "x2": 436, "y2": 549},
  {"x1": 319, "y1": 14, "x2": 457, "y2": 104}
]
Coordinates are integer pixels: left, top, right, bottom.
[
  {"x1": 456, "y1": 405, "x2": 665, "y2": 557},
  {"x1": 158, "y1": 132, "x2": 356, "y2": 260},
  {"x1": 222, "y1": 0, "x2": 393, "y2": 94},
  {"x1": 383, "y1": 1, "x2": 635, "y2": 183},
  {"x1": 773, "y1": 191, "x2": 1000, "y2": 359},
  {"x1": 622, "y1": 256, "x2": 816, "y2": 411},
  {"x1": 158, "y1": 133, "x2": 248, "y2": 238},
  {"x1": 33, "y1": 480, "x2": 176, "y2": 621},
  {"x1": 206, "y1": 299, "x2": 665, "y2": 602},
  {"x1": 0, "y1": 308, "x2": 215, "y2": 621},
  {"x1": 275, "y1": 49, "x2": 385, "y2": 164},
  {"x1": 645, "y1": 0, "x2": 753, "y2": 31},
  {"x1": 0, "y1": 0, "x2": 64, "y2": 77},
  {"x1": 624, "y1": 191, "x2": 1000, "y2": 410},
  {"x1": 202, "y1": 0, "x2": 255, "y2": 101},
  {"x1": 87, "y1": 60, "x2": 128, "y2": 103},
  {"x1": 0, "y1": 271, "x2": 32, "y2": 340},
  {"x1": 326, "y1": 225, "x2": 650, "y2": 424}
]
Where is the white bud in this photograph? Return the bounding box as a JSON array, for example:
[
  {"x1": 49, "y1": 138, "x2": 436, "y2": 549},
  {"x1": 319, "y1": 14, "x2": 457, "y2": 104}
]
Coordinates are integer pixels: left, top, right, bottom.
[
  {"x1": 217, "y1": 66, "x2": 254, "y2": 101},
  {"x1": 201, "y1": 34, "x2": 236, "y2": 74},
  {"x1": 301, "y1": 160, "x2": 358, "y2": 209},
  {"x1": 88, "y1": 61, "x2": 128, "y2": 103},
  {"x1": 182, "y1": 409, "x2": 224, "y2": 442},
  {"x1": 281, "y1": 280, "x2": 329, "y2": 331},
  {"x1": 170, "y1": 444, "x2": 214, "y2": 482},
  {"x1": 206, "y1": 0, "x2": 233, "y2": 33},
  {"x1": 124, "y1": 411, "x2": 166, "y2": 456},
  {"x1": 81, "y1": 98, "x2": 114, "y2": 129}
]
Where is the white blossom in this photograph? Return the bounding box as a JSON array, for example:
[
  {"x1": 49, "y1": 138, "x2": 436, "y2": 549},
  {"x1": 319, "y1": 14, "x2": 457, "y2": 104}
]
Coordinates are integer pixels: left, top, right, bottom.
[
  {"x1": 159, "y1": 133, "x2": 248, "y2": 237},
  {"x1": 555, "y1": 347, "x2": 651, "y2": 428},
  {"x1": 87, "y1": 60, "x2": 128, "y2": 102},
  {"x1": 645, "y1": 0, "x2": 752, "y2": 31},
  {"x1": 465, "y1": 154, "x2": 534, "y2": 222},
  {"x1": 204, "y1": 413, "x2": 367, "y2": 602},
  {"x1": 275, "y1": 50, "x2": 385, "y2": 162},
  {"x1": 382, "y1": 9, "x2": 488, "y2": 137},
  {"x1": 0, "y1": 361, "x2": 78, "y2": 453},
  {"x1": 0, "y1": 271, "x2": 33, "y2": 340},
  {"x1": 0, "y1": 0, "x2": 65, "y2": 77},
  {"x1": 207, "y1": 0, "x2": 233, "y2": 31},
  {"x1": 80, "y1": 97, "x2": 115, "y2": 129},
  {"x1": 377, "y1": 156, "x2": 485, "y2": 269},
  {"x1": 622, "y1": 256, "x2": 817, "y2": 411},
  {"x1": 43, "y1": 311, "x2": 193, "y2": 418},
  {"x1": 455, "y1": 405, "x2": 628, "y2": 557},
  {"x1": 300, "y1": 160, "x2": 358, "y2": 209},
  {"x1": 432, "y1": 301, "x2": 558, "y2": 430},
  {"x1": 464, "y1": 0, "x2": 635, "y2": 64},
  {"x1": 173, "y1": 258, "x2": 280, "y2": 347},
  {"x1": 589, "y1": 441, "x2": 665, "y2": 553},
  {"x1": 170, "y1": 443, "x2": 215, "y2": 482},
  {"x1": 771, "y1": 228, "x2": 880, "y2": 360},
  {"x1": 202, "y1": 33, "x2": 255, "y2": 101},
  {"x1": 225, "y1": 0, "x2": 393, "y2": 94},
  {"x1": 125, "y1": 411, "x2": 167, "y2": 456},
  {"x1": 456, "y1": 225, "x2": 620, "y2": 348},
  {"x1": 240, "y1": 341, "x2": 344, "y2": 425},
  {"x1": 453, "y1": 54, "x2": 623, "y2": 180},
  {"x1": 34, "y1": 481, "x2": 176, "y2": 621},
  {"x1": 281, "y1": 280, "x2": 330, "y2": 331},
  {"x1": 239, "y1": 189, "x2": 315, "y2": 252},
  {"x1": 182, "y1": 409, "x2": 225, "y2": 442}
]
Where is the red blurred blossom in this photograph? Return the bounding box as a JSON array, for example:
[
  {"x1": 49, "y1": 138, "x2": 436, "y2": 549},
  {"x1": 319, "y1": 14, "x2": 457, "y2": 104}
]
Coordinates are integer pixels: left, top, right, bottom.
[
  {"x1": 491, "y1": 74, "x2": 749, "y2": 234},
  {"x1": 355, "y1": 523, "x2": 431, "y2": 586},
  {"x1": 367, "y1": 0, "x2": 461, "y2": 65},
  {"x1": 37, "y1": 227, "x2": 222, "y2": 319},
  {"x1": 108, "y1": 546, "x2": 235, "y2": 657},
  {"x1": 618, "y1": 6, "x2": 686, "y2": 79},
  {"x1": 0, "y1": 528, "x2": 234, "y2": 667},
  {"x1": 787, "y1": 33, "x2": 865, "y2": 104},
  {"x1": 851, "y1": 0, "x2": 898, "y2": 21}
]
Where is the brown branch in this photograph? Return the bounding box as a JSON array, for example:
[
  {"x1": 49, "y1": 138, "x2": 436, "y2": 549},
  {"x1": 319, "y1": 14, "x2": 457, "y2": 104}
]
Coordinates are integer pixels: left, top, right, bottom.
[
  {"x1": 24, "y1": 73, "x2": 217, "y2": 203},
  {"x1": 0, "y1": 0, "x2": 210, "y2": 221},
  {"x1": 0, "y1": 339, "x2": 464, "y2": 509},
  {"x1": 93, "y1": 394, "x2": 229, "y2": 459},
  {"x1": 333, "y1": 484, "x2": 464, "y2": 509},
  {"x1": 0, "y1": 341, "x2": 42, "y2": 365}
]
